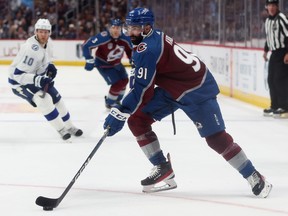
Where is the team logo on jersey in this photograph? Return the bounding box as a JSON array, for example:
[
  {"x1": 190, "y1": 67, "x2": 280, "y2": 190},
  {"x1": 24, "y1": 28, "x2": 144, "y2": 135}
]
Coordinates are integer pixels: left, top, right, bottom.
[
  {"x1": 31, "y1": 44, "x2": 39, "y2": 51},
  {"x1": 107, "y1": 45, "x2": 124, "y2": 61},
  {"x1": 137, "y1": 42, "x2": 147, "y2": 53},
  {"x1": 101, "y1": 31, "x2": 108, "y2": 37},
  {"x1": 108, "y1": 43, "x2": 113, "y2": 50}
]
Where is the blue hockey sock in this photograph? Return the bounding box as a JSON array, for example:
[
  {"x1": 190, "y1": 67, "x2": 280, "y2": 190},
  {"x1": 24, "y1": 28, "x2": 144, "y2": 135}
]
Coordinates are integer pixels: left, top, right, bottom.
[
  {"x1": 239, "y1": 160, "x2": 256, "y2": 178},
  {"x1": 149, "y1": 150, "x2": 166, "y2": 165}
]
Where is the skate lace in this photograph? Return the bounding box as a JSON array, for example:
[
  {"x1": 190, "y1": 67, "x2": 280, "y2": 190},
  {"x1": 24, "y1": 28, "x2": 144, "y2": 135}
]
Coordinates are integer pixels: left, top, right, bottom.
[
  {"x1": 148, "y1": 165, "x2": 161, "y2": 179},
  {"x1": 247, "y1": 171, "x2": 261, "y2": 188}
]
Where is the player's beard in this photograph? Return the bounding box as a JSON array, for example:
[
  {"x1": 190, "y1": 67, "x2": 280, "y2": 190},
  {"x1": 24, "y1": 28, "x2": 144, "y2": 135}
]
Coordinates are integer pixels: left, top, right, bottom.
[
  {"x1": 35, "y1": 35, "x2": 48, "y2": 46},
  {"x1": 130, "y1": 35, "x2": 143, "y2": 45}
]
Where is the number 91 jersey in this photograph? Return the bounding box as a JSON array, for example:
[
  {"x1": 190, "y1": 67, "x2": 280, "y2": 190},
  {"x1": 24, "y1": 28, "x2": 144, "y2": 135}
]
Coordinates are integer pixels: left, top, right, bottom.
[{"x1": 122, "y1": 30, "x2": 219, "y2": 114}]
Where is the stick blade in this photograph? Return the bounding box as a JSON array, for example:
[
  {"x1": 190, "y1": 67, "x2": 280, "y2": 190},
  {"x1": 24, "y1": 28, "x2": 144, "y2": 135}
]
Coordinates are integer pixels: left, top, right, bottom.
[{"x1": 35, "y1": 196, "x2": 59, "y2": 208}]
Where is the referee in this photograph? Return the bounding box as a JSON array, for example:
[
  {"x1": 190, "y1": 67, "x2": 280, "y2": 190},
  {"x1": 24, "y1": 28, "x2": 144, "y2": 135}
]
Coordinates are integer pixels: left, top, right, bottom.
[{"x1": 263, "y1": 0, "x2": 288, "y2": 118}]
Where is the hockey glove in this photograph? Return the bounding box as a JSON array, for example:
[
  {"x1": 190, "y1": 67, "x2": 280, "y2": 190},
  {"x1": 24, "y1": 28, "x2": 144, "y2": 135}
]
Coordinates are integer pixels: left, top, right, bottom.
[
  {"x1": 46, "y1": 63, "x2": 57, "y2": 79},
  {"x1": 104, "y1": 107, "x2": 130, "y2": 136},
  {"x1": 33, "y1": 75, "x2": 53, "y2": 90},
  {"x1": 84, "y1": 59, "x2": 95, "y2": 71}
]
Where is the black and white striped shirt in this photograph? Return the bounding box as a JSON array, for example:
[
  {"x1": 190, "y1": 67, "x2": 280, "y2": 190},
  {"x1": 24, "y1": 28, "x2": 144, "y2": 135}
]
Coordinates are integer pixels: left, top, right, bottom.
[{"x1": 264, "y1": 12, "x2": 288, "y2": 52}]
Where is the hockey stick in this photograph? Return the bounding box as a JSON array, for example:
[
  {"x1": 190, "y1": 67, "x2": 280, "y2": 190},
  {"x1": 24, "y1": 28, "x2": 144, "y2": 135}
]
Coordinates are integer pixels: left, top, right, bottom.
[
  {"x1": 35, "y1": 128, "x2": 110, "y2": 211},
  {"x1": 264, "y1": 61, "x2": 269, "y2": 91},
  {"x1": 39, "y1": 84, "x2": 49, "y2": 98}
]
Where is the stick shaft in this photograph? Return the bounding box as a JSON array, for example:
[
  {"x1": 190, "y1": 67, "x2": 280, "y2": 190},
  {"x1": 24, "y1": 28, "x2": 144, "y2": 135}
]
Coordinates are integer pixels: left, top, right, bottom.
[
  {"x1": 36, "y1": 129, "x2": 109, "y2": 208},
  {"x1": 58, "y1": 130, "x2": 109, "y2": 203},
  {"x1": 39, "y1": 72, "x2": 52, "y2": 98}
]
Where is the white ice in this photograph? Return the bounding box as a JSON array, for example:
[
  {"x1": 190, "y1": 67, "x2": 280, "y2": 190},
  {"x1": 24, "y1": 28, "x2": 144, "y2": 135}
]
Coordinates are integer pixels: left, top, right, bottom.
[{"x1": 0, "y1": 65, "x2": 287, "y2": 216}]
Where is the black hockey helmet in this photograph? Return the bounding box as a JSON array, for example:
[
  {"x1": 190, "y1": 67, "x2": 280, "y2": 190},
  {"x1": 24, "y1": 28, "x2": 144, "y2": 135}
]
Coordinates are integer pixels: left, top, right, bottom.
[{"x1": 266, "y1": 0, "x2": 279, "y2": 5}]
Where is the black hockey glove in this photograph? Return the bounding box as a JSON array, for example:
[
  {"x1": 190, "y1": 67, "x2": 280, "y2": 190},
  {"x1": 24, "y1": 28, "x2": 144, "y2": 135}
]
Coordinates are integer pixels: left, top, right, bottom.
[
  {"x1": 46, "y1": 63, "x2": 57, "y2": 79},
  {"x1": 33, "y1": 75, "x2": 53, "y2": 90}
]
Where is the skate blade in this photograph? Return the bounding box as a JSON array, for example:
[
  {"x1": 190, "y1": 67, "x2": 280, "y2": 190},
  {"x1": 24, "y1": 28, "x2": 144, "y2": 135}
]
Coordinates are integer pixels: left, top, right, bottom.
[
  {"x1": 258, "y1": 181, "x2": 272, "y2": 198},
  {"x1": 142, "y1": 178, "x2": 177, "y2": 193},
  {"x1": 263, "y1": 113, "x2": 273, "y2": 117},
  {"x1": 63, "y1": 138, "x2": 72, "y2": 143},
  {"x1": 273, "y1": 113, "x2": 288, "y2": 119}
]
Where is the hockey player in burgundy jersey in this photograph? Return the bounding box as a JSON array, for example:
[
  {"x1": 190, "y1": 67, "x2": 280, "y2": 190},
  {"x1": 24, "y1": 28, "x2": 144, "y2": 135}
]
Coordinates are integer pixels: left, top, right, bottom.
[
  {"x1": 103, "y1": 8, "x2": 272, "y2": 197},
  {"x1": 82, "y1": 19, "x2": 133, "y2": 109}
]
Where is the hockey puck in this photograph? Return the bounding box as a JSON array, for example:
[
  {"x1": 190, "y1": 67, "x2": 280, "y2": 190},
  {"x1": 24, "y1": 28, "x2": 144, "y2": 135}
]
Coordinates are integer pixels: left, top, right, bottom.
[{"x1": 43, "y1": 207, "x2": 53, "y2": 211}]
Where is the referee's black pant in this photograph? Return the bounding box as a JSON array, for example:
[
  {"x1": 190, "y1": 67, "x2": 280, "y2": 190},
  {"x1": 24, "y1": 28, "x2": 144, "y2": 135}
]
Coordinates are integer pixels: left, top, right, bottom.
[{"x1": 268, "y1": 48, "x2": 288, "y2": 110}]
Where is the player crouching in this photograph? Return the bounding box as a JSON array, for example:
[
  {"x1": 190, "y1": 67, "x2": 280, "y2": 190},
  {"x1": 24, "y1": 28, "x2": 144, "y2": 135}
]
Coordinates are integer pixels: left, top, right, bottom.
[{"x1": 8, "y1": 19, "x2": 83, "y2": 141}]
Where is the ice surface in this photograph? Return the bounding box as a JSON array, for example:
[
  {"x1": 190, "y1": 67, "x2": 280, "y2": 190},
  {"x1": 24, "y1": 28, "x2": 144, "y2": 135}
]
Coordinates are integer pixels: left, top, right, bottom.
[{"x1": 0, "y1": 65, "x2": 287, "y2": 216}]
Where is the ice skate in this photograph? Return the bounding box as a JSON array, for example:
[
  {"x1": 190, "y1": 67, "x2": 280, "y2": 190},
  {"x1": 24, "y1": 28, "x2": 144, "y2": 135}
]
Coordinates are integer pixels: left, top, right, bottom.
[
  {"x1": 58, "y1": 128, "x2": 71, "y2": 141},
  {"x1": 141, "y1": 153, "x2": 177, "y2": 193},
  {"x1": 67, "y1": 126, "x2": 83, "y2": 137},
  {"x1": 273, "y1": 108, "x2": 288, "y2": 119},
  {"x1": 246, "y1": 171, "x2": 272, "y2": 198},
  {"x1": 263, "y1": 108, "x2": 275, "y2": 117}
]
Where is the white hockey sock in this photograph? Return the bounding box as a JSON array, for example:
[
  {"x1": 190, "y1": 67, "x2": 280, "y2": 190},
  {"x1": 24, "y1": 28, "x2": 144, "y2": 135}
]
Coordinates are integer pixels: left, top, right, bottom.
[
  {"x1": 55, "y1": 99, "x2": 74, "y2": 129},
  {"x1": 33, "y1": 91, "x2": 65, "y2": 131},
  {"x1": 117, "y1": 89, "x2": 126, "y2": 101},
  {"x1": 137, "y1": 131, "x2": 161, "y2": 159}
]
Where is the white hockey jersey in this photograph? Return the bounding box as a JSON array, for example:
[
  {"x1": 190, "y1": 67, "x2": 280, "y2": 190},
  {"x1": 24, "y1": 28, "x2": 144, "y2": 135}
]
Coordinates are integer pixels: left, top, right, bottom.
[{"x1": 8, "y1": 36, "x2": 54, "y2": 89}]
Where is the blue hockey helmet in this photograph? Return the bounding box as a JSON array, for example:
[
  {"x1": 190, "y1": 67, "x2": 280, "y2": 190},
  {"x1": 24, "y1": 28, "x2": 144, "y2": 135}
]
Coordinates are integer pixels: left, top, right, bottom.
[
  {"x1": 110, "y1": 19, "x2": 123, "y2": 26},
  {"x1": 109, "y1": 19, "x2": 122, "y2": 39},
  {"x1": 126, "y1": 8, "x2": 154, "y2": 27}
]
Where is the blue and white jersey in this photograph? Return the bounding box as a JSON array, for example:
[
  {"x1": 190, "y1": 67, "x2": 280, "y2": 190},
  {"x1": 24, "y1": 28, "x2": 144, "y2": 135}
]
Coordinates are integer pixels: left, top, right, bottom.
[
  {"x1": 8, "y1": 36, "x2": 53, "y2": 89},
  {"x1": 82, "y1": 30, "x2": 132, "y2": 68}
]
